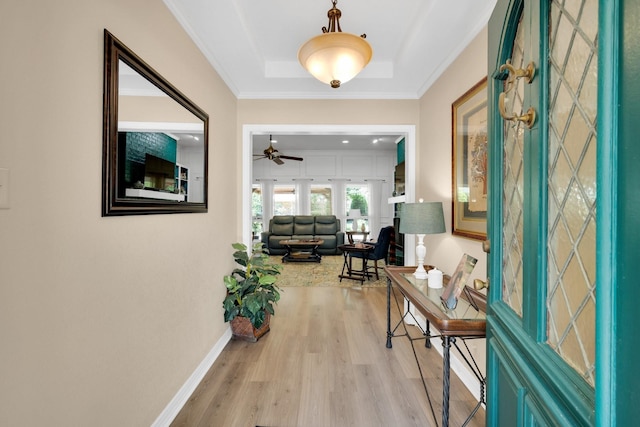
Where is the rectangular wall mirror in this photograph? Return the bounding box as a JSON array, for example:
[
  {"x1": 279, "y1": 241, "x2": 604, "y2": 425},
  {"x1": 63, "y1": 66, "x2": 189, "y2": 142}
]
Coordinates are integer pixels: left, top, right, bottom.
[{"x1": 102, "y1": 29, "x2": 208, "y2": 216}]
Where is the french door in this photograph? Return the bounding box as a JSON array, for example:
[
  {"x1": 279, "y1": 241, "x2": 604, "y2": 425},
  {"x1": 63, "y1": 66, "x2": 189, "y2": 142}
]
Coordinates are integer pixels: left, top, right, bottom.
[{"x1": 487, "y1": 0, "x2": 640, "y2": 424}]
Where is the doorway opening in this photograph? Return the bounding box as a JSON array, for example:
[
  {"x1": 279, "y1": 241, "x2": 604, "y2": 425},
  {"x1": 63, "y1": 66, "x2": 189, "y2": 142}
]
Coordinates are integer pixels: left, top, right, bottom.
[{"x1": 242, "y1": 124, "x2": 417, "y2": 264}]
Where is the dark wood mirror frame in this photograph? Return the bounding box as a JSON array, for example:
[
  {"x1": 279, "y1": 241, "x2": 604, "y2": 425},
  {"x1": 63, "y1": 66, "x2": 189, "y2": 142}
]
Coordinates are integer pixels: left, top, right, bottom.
[{"x1": 102, "y1": 29, "x2": 208, "y2": 216}]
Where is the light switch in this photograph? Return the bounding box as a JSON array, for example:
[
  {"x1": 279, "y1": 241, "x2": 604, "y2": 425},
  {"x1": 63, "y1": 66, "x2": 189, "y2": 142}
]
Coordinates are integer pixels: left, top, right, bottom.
[{"x1": 0, "y1": 168, "x2": 9, "y2": 209}]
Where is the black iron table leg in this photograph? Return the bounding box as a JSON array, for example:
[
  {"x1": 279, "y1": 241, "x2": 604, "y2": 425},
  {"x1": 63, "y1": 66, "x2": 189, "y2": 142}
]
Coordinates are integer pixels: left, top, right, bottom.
[
  {"x1": 425, "y1": 319, "x2": 432, "y2": 348},
  {"x1": 442, "y1": 336, "x2": 453, "y2": 427},
  {"x1": 386, "y1": 277, "x2": 393, "y2": 348},
  {"x1": 282, "y1": 246, "x2": 291, "y2": 263},
  {"x1": 339, "y1": 251, "x2": 348, "y2": 282}
]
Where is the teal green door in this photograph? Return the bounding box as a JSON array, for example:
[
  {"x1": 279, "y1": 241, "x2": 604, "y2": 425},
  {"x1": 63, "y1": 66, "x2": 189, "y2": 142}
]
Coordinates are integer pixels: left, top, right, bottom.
[{"x1": 487, "y1": 0, "x2": 640, "y2": 425}]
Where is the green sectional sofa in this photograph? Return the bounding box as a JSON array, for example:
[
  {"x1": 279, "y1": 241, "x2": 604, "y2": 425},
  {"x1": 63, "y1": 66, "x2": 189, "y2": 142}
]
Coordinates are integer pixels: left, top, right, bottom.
[{"x1": 261, "y1": 215, "x2": 345, "y2": 255}]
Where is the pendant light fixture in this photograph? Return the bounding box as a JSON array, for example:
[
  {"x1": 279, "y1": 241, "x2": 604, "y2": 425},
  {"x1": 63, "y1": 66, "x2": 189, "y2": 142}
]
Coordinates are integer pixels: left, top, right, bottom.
[{"x1": 297, "y1": 0, "x2": 373, "y2": 88}]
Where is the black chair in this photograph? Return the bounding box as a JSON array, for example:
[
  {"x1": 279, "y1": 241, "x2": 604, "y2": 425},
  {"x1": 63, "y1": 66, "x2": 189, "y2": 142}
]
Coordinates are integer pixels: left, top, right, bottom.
[{"x1": 349, "y1": 226, "x2": 394, "y2": 280}]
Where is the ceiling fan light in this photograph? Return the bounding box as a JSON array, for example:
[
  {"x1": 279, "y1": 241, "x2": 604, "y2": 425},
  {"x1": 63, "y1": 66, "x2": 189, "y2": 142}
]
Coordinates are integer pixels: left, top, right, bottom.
[{"x1": 298, "y1": 32, "x2": 372, "y2": 88}]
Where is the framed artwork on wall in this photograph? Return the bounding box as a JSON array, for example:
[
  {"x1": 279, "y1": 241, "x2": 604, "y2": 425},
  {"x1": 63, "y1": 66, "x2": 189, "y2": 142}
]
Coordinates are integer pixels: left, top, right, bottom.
[{"x1": 452, "y1": 77, "x2": 488, "y2": 240}]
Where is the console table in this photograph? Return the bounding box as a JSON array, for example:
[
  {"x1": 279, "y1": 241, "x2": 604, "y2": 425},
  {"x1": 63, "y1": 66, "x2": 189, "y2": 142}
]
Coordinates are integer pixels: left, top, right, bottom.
[{"x1": 384, "y1": 266, "x2": 486, "y2": 427}]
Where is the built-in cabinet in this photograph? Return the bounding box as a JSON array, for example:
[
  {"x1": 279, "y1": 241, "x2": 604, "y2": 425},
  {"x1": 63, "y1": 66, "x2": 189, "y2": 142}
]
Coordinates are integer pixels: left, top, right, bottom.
[
  {"x1": 390, "y1": 137, "x2": 406, "y2": 265},
  {"x1": 393, "y1": 161, "x2": 405, "y2": 196},
  {"x1": 390, "y1": 161, "x2": 405, "y2": 266},
  {"x1": 175, "y1": 164, "x2": 189, "y2": 201}
]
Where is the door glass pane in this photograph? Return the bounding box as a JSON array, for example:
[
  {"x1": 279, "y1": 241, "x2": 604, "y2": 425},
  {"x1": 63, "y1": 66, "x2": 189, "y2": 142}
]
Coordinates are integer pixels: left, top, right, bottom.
[
  {"x1": 501, "y1": 17, "x2": 526, "y2": 317},
  {"x1": 547, "y1": 0, "x2": 598, "y2": 387}
]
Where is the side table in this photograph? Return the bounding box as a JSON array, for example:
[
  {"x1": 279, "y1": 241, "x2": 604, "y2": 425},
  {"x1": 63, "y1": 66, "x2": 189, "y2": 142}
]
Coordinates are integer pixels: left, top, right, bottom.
[
  {"x1": 346, "y1": 230, "x2": 370, "y2": 244},
  {"x1": 337, "y1": 243, "x2": 374, "y2": 284}
]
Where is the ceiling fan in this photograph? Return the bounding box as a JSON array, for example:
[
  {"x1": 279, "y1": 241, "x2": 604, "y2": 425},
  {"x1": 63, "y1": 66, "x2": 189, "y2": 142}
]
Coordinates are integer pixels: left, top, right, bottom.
[{"x1": 254, "y1": 135, "x2": 303, "y2": 165}]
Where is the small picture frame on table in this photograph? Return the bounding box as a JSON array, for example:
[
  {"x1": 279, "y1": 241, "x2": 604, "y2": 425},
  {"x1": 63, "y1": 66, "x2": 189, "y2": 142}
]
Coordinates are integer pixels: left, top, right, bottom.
[{"x1": 441, "y1": 254, "x2": 478, "y2": 310}]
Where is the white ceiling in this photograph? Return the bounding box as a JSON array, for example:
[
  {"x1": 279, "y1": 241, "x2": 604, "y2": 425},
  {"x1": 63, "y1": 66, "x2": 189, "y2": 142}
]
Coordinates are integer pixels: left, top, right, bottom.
[
  {"x1": 163, "y1": 0, "x2": 496, "y2": 100},
  {"x1": 161, "y1": 0, "x2": 497, "y2": 152}
]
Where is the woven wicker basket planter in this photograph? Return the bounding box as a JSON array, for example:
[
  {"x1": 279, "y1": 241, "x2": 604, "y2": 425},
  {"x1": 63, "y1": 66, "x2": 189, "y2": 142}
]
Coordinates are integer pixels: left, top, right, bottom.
[{"x1": 230, "y1": 312, "x2": 271, "y2": 342}]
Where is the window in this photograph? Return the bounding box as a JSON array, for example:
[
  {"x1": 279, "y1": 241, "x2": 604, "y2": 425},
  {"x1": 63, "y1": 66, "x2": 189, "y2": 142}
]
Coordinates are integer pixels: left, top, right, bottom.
[
  {"x1": 252, "y1": 184, "x2": 263, "y2": 237},
  {"x1": 310, "y1": 185, "x2": 332, "y2": 215},
  {"x1": 345, "y1": 184, "x2": 369, "y2": 231},
  {"x1": 273, "y1": 184, "x2": 296, "y2": 215}
]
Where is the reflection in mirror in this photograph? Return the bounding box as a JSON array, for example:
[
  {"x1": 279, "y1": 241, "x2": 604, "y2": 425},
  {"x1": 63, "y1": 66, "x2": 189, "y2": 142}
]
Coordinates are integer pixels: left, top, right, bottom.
[{"x1": 103, "y1": 30, "x2": 208, "y2": 216}]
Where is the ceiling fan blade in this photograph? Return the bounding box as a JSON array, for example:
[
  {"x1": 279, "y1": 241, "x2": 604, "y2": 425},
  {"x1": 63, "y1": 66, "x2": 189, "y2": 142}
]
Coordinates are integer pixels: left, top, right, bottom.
[
  {"x1": 272, "y1": 156, "x2": 284, "y2": 165},
  {"x1": 278, "y1": 155, "x2": 303, "y2": 161}
]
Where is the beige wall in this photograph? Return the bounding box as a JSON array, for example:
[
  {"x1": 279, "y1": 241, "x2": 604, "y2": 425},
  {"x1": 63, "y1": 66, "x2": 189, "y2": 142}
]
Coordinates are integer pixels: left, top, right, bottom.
[
  {"x1": 0, "y1": 1, "x2": 237, "y2": 426},
  {"x1": 238, "y1": 99, "x2": 420, "y2": 126},
  {"x1": 418, "y1": 27, "x2": 489, "y2": 282}
]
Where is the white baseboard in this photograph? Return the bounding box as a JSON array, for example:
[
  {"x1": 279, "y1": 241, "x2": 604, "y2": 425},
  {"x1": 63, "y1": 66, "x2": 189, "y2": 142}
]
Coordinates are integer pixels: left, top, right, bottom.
[{"x1": 151, "y1": 327, "x2": 232, "y2": 427}]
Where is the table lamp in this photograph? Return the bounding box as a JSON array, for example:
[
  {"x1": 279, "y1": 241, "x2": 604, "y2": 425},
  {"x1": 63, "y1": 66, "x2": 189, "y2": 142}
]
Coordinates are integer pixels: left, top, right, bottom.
[
  {"x1": 348, "y1": 209, "x2": 361, "y2": 231},
  {"x1": 399, "y1": 200, "x2": 446, "y2": 279}
]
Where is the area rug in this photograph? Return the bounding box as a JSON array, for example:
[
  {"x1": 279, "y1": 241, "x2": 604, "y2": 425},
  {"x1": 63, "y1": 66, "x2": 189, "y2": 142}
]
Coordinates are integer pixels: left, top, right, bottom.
[{"x1": 271, "y1": 254, "x2": 387, "y2": 287}]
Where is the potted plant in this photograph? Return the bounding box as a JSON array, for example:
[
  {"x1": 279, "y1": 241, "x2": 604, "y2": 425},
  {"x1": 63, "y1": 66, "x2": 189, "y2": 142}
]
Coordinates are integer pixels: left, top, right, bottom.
[{"x1": 223, "y1": 242, "x2": 282, "y2": 342}]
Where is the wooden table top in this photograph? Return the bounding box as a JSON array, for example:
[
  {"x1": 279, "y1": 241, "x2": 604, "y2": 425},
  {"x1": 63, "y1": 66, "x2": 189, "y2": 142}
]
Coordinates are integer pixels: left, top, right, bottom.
[
  {"x1": 384, "y1": 265, "x2": 487, "y2": 337},
  {"x1": 338, "y1": 243, "x2": 375, "y2": 253},
  {"x1": 280, "y1": 239, "x2": 324, "y2": 246},
  {"x1": 346, "y1": 231, "x2": 370, "y2": 244}
]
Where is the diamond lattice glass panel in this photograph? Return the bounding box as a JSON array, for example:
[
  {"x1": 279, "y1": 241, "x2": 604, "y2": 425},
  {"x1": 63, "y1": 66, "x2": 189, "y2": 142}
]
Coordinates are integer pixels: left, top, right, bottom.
[
  {"x1": 547, "y1": 0, "x2": 598, "y2": 387},
  {"x1": 501, "y1": 17, "x2": 525, "y2": 316}
]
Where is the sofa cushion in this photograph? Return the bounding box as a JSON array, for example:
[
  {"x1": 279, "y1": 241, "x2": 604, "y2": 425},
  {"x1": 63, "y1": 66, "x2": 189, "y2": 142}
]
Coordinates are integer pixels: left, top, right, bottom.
[
  {"x1": 294, "y1": 216, "x2": 315, "y2": 235},
  {"x1": 317, "y1": 235, "x2": 337, "y2": 249},
  {"x1": 314, "y1": 215, "x2": 338, "y2": 234},
  {"x1": 271, "y1": 216, "x2": 294, "y2": 235}
]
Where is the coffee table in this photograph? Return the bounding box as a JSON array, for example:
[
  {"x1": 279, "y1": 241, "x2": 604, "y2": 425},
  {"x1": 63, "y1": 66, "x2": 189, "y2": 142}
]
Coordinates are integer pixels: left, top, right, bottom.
[{"x1": 280, "y1": 239, "x2": 324, "y2": 263}]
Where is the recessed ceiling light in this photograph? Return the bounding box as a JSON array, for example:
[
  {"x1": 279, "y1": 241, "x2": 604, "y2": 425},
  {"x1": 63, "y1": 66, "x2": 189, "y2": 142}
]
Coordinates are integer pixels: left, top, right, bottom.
[
  {"x1": 373, "y1": 139, "x2": 378, "y2": 144},
  {"x1": 342, "y1": 140, "x2": 349, "y2": 144}
]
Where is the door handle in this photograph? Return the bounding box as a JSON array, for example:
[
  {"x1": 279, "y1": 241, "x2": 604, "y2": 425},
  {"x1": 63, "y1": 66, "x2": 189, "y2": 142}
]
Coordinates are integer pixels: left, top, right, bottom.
[
  {"x1": 498, "y1": 59, "x2": 537, "y2": 129},
  {"x1": 473, "y1": 278, "x2": 490, "y2": 290},
  {"x1": 500, "y1": 60, "x2": 535, "y2": 84},
  {"x1": 499, "y1": 92, "x2": 537, "y2": 128}
]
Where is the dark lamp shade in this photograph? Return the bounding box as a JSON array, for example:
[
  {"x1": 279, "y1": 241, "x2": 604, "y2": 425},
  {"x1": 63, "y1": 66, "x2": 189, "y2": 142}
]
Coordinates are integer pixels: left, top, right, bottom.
[{"x1": 399, "y1": 202, "x2": 446, "y2": 235}]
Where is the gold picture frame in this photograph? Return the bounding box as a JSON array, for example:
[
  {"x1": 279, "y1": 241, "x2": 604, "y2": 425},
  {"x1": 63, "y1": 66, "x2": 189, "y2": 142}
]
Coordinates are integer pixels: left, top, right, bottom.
[{"x1": 452, "y1": 78, "x2": 488, "y2": 240}]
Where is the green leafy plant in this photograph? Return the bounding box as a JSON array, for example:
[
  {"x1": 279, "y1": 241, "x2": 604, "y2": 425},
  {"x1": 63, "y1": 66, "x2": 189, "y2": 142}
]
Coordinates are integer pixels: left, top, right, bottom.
[{"x1": 223, "y1": 242, "x2": 282, "y2": 329}]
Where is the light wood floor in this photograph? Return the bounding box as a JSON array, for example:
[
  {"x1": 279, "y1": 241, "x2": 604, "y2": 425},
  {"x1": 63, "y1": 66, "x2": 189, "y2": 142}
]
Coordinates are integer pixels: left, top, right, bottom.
[{"x1": 171, "y1": 286, "x2": 485, "y2": 427}]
